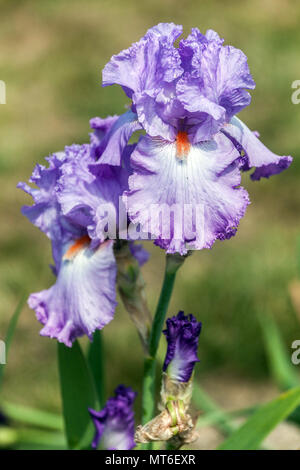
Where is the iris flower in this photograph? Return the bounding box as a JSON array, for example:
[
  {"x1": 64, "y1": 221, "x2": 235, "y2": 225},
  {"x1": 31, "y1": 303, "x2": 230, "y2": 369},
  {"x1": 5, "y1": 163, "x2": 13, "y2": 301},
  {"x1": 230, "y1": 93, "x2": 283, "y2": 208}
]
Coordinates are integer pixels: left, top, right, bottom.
[
  {"x1": 100, "y1": 23, "x2": 292, "y2": 254},
  {"x1": 18, "y1": 118, "x2": 146, "y2": 346}
]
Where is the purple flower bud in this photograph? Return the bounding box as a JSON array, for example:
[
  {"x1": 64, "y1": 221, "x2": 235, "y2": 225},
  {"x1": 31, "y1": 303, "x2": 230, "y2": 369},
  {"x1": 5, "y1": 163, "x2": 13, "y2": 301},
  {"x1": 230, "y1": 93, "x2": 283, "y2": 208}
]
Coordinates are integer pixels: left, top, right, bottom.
[
  {"x1": 89, "y1": 385, "x2": 137, "y2": 450},
  {"x1": 163, "y1": 311, "x2": 202, "y2": 383}
]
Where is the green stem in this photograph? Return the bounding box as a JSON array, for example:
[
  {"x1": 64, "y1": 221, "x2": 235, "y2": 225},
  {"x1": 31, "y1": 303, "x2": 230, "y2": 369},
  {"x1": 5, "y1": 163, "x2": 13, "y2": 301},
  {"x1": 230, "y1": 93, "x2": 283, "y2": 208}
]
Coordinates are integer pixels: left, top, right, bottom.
[
  {"x1": 141, "y1": 357, "x2": 156, "y2": 425},
  {"x1": 141, "y1": 254, "x2": 186, "y2": 447},
  {"x1": 149, "y1": 268, "x2": 178, "y2": 358}
]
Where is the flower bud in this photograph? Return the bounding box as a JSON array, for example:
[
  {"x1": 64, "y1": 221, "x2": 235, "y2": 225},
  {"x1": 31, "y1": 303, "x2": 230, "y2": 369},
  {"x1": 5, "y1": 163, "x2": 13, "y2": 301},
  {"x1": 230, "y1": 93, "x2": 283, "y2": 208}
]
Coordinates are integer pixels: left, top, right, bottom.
[{"x1": 114, "y1": 241, "x2": 152, "y2": 351}]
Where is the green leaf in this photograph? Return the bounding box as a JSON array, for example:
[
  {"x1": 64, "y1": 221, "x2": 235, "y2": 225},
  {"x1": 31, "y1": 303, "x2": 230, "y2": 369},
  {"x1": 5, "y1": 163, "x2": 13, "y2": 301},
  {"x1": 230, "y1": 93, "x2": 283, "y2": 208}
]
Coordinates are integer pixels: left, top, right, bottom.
[
  {"x1": 218, "y1": 386, "x2": 300, "y2": 450},
  {"x1": 1, "y1": 401, "x2": 63, "y2": 431},
  {"x1": 258, "y1": 314, "x2": 299, "y2": 390},
  {"x1": 297, "y1": 235, "x2": 300, "y2": 277},
  {"x1": 16, "y1": 429, "x2": 67, "y2": 450},
  {"x1": 193, "y1": 384, "x2": 236, "y2": 435},
  {"x1": 0, "y1": 295, "x2": 26, "y2": 390},
  {"x1": 57, "y1": 340, "x2": 98, "y2": 449},
  {"x1": 87, "y1": 330, "x2": 105, "y2": 407}
]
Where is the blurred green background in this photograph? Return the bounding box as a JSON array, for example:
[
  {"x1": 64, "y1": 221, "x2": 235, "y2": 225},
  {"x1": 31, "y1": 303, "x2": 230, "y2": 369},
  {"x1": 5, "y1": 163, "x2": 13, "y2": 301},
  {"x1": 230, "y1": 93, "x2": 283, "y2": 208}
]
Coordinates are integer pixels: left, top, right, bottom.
[{"x1": 0, "y1": 0, "x2": 300, "y2": 418}]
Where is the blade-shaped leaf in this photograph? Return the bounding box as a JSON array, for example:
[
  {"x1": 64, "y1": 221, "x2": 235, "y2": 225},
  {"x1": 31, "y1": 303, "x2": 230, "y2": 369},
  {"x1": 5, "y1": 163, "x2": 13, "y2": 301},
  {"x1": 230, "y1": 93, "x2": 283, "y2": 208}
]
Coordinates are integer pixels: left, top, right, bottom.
[
  {"x1": 258, "y1": 314, "x2": 299, "y2": 390},
  {"x1": 218, "y1": 386, "x2": 300, "y2": 450},
  {"x1": 0, "y1": 295, "x2": 26, "y2": 390},
  {"x1": 16, "y1": 429, "x2": 67, "y2": 450},
  {"x1": 193, "y1": 384, "x2": 235, "y2": 435},
  {"x1": 57, "y1": 340, "x2": 98, "y2": 449},
  {"x1": 87, "y1": 330, "x2": 105, "y2": 407},
  {"x1": 1, "y1": 401, "x2": 63, "y2": 431}
]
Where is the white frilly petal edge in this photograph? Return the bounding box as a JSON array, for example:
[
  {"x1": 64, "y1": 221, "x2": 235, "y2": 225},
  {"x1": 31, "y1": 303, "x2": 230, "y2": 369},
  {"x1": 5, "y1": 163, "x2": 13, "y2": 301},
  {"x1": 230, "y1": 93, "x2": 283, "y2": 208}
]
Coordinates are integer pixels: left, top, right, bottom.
[{"x1": 28, "y1": 240, "x2": 117, "y2": 347}]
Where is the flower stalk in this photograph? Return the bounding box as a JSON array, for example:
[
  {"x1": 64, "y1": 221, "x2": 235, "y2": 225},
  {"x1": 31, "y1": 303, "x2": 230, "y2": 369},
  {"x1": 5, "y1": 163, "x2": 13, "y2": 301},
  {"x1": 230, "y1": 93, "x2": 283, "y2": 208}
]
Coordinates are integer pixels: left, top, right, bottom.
[{"x1": 141, "y1": 254, "x2": 186, "y2": 431}]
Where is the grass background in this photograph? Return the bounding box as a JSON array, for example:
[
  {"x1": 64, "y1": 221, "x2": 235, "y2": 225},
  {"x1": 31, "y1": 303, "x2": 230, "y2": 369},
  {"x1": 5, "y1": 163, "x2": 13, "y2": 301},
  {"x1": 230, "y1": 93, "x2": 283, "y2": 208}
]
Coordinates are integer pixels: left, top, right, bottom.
[{"x1": 0, "y1": 0, "x2": 300, "y2": 417}]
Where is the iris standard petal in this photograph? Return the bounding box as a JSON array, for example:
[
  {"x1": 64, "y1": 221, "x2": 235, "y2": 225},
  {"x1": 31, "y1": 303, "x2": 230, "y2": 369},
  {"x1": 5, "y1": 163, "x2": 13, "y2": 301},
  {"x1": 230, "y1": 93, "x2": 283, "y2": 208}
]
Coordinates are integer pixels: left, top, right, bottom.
[
  {"x1": 56, "y1": 143, "x2": 131, "y2": 242},
  {"x1": 89, "y1": 115, "x2": 119, "y2": 159},
  {"x1": 102, "y1": 23, "x2": 183, "y2": 98},
  {"x1": 94, "y1": 110, "x2": 141, "y2": 166}
]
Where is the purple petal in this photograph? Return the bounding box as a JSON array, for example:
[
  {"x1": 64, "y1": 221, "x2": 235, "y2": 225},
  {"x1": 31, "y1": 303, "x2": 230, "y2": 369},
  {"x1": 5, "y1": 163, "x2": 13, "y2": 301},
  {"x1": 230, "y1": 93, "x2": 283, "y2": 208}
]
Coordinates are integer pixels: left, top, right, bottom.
[
  {"x1": 102, "y1": 24, "x2": 184, "y2": 142},
  {"x1": 56, "y1": 143, "x2": 131, "y2": 243},
  {"x1": 163, "y1": 311, "x2": 202, "y2": 383},
  {"x1": 93, "y1": 110, "x2": 141, "y2": 166},
  {"x1": 222, "y1": 117, "x2": 292, "y2": 179},
  {"x1": 17, "y1": 151, "x2": 82, "y2": 267},
  {"x1": 251, "y1": 157, "x2": 292, "y2": 181},
  {"x1": 89, "y1": 385, "x2": 136, "y2": 450},
  {"x1": 89, "y1": 115, "x2": 119, "y2": 159},
  {"x1": 176, "y1": 31, "x2": 255, "y2": 141},
  {"x1": 28, "y1": 240, "x2": 117, "y2": 347},
  {"x1": 102, "y1": 23, "x2": 183, "y2": 98},
  {"x1": 129, "y1": 242, "x2": 150, "y2": 266},
  {"x1": 17, "y1": 152, "x2": 68, "y2": 241}
]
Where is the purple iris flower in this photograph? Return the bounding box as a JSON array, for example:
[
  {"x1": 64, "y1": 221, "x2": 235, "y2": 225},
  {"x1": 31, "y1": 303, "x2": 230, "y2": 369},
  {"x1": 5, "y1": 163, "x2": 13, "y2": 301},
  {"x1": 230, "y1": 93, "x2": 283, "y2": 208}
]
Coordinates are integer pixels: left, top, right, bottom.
[
  {"x1": 100, "y1": 23, "x2": 292, "y2": 255},
  {"x1": 89, "y1": 385, "x2": 136, "y2": 450},
  {"x1": 18, "y1": 118, "x2": 147, "y2": 347},
  {"x1": 163, "y1": 311, "x2": 202, "y2": 383}
]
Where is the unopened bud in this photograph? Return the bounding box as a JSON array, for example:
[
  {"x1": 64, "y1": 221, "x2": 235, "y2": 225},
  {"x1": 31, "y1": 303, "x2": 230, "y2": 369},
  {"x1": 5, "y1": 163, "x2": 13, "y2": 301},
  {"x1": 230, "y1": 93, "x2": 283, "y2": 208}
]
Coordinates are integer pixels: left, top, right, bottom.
[{"x1": 114, "y1": 241, "x2": 152, "y2": 351}]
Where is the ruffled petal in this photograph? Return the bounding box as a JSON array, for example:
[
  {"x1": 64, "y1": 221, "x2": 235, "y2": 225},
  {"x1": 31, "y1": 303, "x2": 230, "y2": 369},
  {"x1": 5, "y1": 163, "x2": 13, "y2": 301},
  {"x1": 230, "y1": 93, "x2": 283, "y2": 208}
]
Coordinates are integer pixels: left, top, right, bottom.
[
  {"x1": 222, "y1": 117, "x2": 293, "y2": 180},
  {"x1": 56, "y1": 143, "x2": 131, "y2": 242},
  {"x1": 17, "y1": 151, "x2": 82, "y2": 268},
  {"x1": 89, "y1": 385, "x2": 136, "y2": 450},
  {"x1": 163, "y1": 311, "x2": 202, "y2": 383},
  {"x1": 28, "y1": 240, "x2": 117, "y2": 347},
  {"x1": 89, "y1": 115, "x2": 119, "y2": 159},
  {"x1": 102, "y1": 23, "x2": 183, "y2": 98},
  {"x1": 95, "y1": 110, "x2": 141, "y2": 166},
  {"x1": 134, "y1": 90, "x2": 180, "y2": 141},
  {"x1": 124, "y1": 132, "x2": 249, "y2": 255},
  {"x1": 177, "y1": 29, "x2": 255, "y2": 141},
  {"x1": 17, "y1": 152, "x2": 69, "y2": 241},
  {"x1": 102, "y1": 24, "x2": 184, "y2": 142}
]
